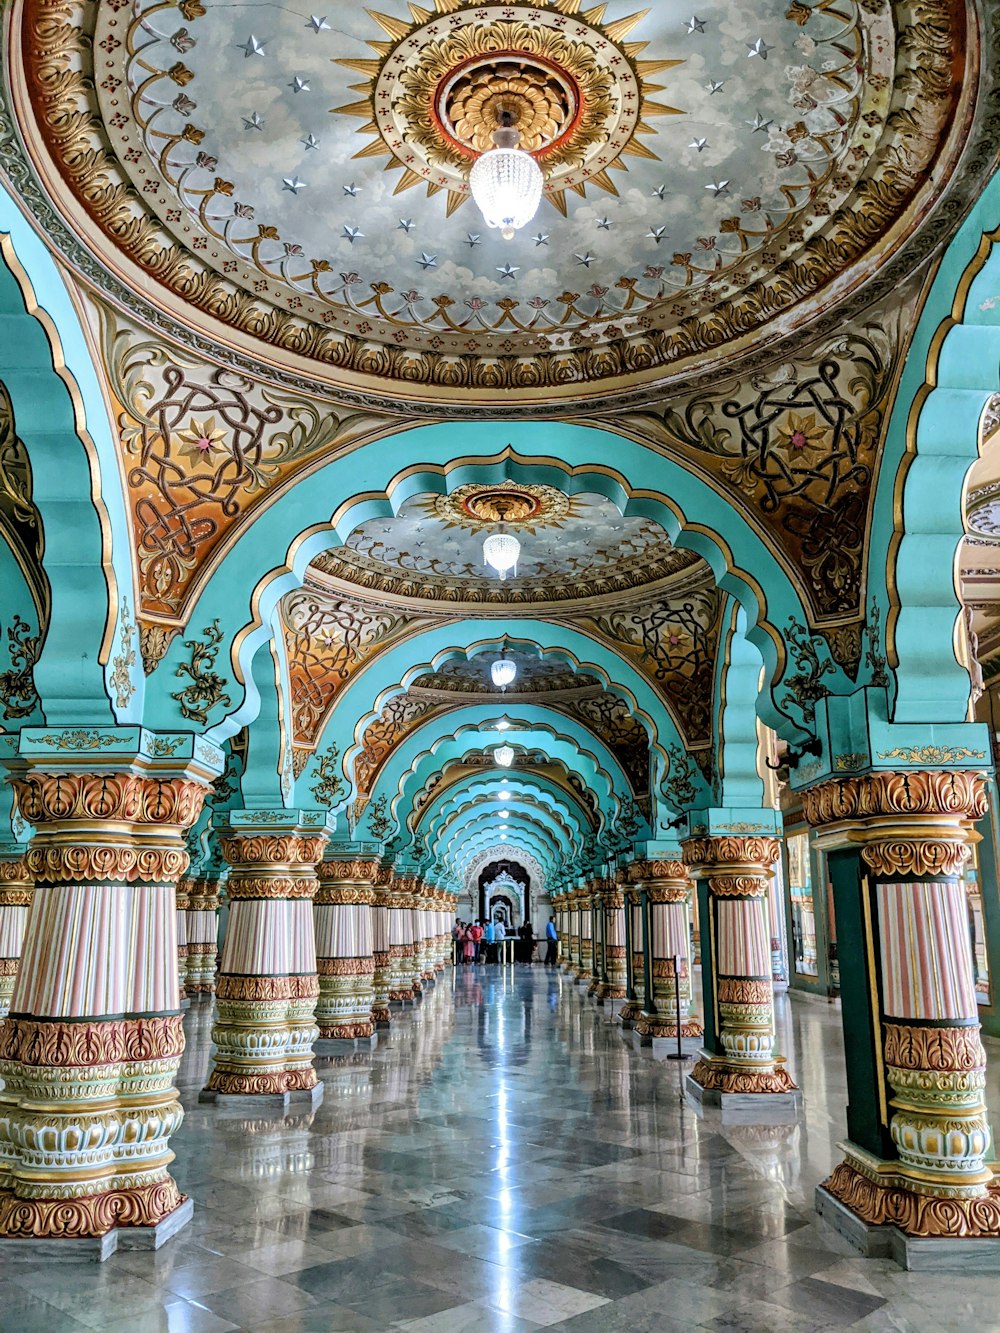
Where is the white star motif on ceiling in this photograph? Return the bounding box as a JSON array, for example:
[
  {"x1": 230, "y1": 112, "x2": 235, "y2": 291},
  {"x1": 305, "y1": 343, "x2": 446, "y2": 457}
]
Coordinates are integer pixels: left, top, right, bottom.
[
  {"x1": 747, "y1": 112, "x2": 773, "y2": 132},
  {"x1": 302, "y1": 133, "x2": 320, "y2": 151},
  {"x1": 239, "y1": 35, "x2": 265, "y2": 58},
  {"x1": 397, "y1": 219, "x2": 415, "y2": 234},
  {"x1": 747, "y1": 38, "x2": 772, "y2": 59},
  {"x1": 343, "y1": 182, "x2": 360, "y2": 196},
  {"x1": 685, "y1": 16, "x2": 707, "y2": 33},
  {"x1": 574, "y1": 253, "x2": 595, "y2": 267},
  {"x1": 706, "y1": 179, "x2": 730, "y2": 196},
  {"x1": 533, "y1": 233, "x2": 549, "y2": 246},
  {"x1": 496, "y1": 263, "x2": 519, "y2": 279},
  {"x1": 706, "y1": 79, "x2": 726, "y2": 94},
  {"x1": 342, "y1": 225, "x2": 363, "y2": 243},
  {"x1": 647, "y1": 225, "x2": 667, "y2": 243},
  {"x1": 305, "y1": 15, "x2": 331, "y2": 32},
  {"x1": 689, "y1": 138, "x2": 708, "y2": 152},
  {"x1": 282, "y1": 177, "x2": 306, "y2": 194},
  {"x1": 651, "y1": 184, "x2": 666, "y2": 199},
  {"x1": 289, "y1": 75, "x2": 311, "y2": 93},
  {"x1": 417, "y1": 252, "x2": 438, "y2": 270},
  {"x1": 465, "y1": 233, "x2": 482, "y2": 248},
  {"x1": 596, "y1": 217, "x2": 612, "y2": 230},
  {"x1": 242, "y1": 111, "x2": 264, "y2": 131}
]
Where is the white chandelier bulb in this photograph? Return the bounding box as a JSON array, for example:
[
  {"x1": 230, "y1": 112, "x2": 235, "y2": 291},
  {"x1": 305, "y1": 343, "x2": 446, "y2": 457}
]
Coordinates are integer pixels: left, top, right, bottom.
[
  {"x1": 483, "y1": 530, "x2": 520, "y2": 581},
  {"x1": 469, "y1": 129, "x2": 543, "y2": 240},
  {"x1": 494, "y1": 744, "x2": 515, "y2": 768},
  {"x1": 491, "y1": 657, "x2": 517, "y2": 689}
]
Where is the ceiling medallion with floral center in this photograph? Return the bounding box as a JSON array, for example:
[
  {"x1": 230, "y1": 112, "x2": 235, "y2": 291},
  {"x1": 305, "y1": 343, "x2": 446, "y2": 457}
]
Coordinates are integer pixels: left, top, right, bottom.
[
  {"x1": 334, "y1": 0, "x2": 682, "y2": 217},
  {"x1": 421, "y1": 483, "x2": 573, "y2": 532}
]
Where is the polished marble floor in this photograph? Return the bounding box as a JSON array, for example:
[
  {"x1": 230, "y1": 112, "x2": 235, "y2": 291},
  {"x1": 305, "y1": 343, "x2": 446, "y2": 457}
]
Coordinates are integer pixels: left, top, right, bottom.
[{"x1": 4, "y1": 967, "x2": 1000, "y2": 1332}]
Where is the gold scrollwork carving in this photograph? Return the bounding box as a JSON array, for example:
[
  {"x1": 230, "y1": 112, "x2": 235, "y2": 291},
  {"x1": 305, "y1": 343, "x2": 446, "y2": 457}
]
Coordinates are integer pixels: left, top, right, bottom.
[{"x1": 823, "y1": 1162, "x2": 1000, "y2": 1239}]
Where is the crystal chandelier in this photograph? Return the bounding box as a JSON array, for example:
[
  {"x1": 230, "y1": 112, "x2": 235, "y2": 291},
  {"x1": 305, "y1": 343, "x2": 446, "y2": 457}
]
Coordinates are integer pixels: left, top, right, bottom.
[
  {"x1": 469, "y1": 111, "x2": 543, "y2": 241},
  {"x1": 491, "y1": 654, "x2": 517, "y2": 690},
  {"x1": 483, "y1": 527, "x2": 520, "y2": 580},
  {"x1": 494, "y1": 744, "x2": 515, "y2": 767}
]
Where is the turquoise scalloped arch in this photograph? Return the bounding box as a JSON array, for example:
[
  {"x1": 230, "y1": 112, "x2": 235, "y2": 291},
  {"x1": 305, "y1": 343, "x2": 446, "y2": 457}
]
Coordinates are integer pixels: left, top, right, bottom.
[
  {"x1": 0, "y1": 187, "x2": 139, "y2": 725},
  {"x1": 871, "y1": 170, "x2": 1000, "y2": 722},
  {"x1": 140, "y1": 429, "x2": 829, "y2": 739}
]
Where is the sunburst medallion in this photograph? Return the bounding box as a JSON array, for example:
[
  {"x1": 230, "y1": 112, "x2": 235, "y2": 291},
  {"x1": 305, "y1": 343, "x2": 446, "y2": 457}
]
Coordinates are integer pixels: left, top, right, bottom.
[{"x1": 333, "y1": 1, "x2": 683, "y2": 217}]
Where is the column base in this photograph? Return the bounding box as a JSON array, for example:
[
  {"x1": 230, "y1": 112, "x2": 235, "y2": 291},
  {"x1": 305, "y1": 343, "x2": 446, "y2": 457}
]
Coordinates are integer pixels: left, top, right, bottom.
[
  {"x1": 631, "y1": 1028, "x2": 703, "y2": 1058},
  {"x1": 389, "y1": 989, "x2": 415, "y2": 1003},
  {"x1": 617, "y1": 1000, "x2": 642, "y2": 1027},
  {"x1": 372, "y1": 1005, "x2": 392, "y2": 1029},
  {"x1": 0, "y1": 1195, "x2": 193, "y2": 1263},
  {"x1": 316, "y1": 1020, "x2": 375, "y2": 1041},
  {"x1": 685, "y1": 1053, "x2": 801, "y2": 1121},
  {"x1": 814, "y1": 1153, "x2": 1000, "y2": 1269},
  {"x1": 199, "y1": 1083, "x2": 325, "y2": 1113},
  {"x1": 634, "y1": 1016, "x2": 703, "y2": 1041},
  {"x1": 315, "y1": 1033, "x2": 378, "y2": 1054}
]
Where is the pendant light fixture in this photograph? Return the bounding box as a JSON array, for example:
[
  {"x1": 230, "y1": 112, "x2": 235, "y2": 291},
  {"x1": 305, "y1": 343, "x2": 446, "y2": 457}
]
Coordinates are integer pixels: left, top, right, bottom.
[
  {"x1": 490, "y1": 644, "x2": 517, "y2": 691},
  {"x1": 469, "y1": 109, "x2": 543, "y2": 241},
  {"x1": 483, "y1": 524, "x2": 520, "y2": 581},
  {"x1": 494, "y1": 744, "x2": 515, "y2": 768}
]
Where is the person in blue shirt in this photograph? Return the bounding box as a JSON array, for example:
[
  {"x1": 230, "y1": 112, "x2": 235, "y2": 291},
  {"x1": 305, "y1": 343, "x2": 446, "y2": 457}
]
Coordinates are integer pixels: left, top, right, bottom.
[
  {"x1": 484, "y1": 917, "x2": 495, "y2": 964},
  {"x1": 544, "y1": 915, "x2": 558, "y2": 966}
]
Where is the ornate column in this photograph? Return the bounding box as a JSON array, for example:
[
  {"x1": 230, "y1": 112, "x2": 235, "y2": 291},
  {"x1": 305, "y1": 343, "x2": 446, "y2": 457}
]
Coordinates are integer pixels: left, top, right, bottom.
[
  {"x1": 577, "y1": 886, "x2": 594, "y2": 984},
  {"x1": 587, "y1": 884, "x2": 602, "y2": 996},
  {"x1": 203, "y1": 814, "x2": 328, "y2": 1108},
  {"x1": 597, "y1": 877, "x2": 628, "y2": 1011},
  {"x1": 804, "y1": 771, "x2": 1000, "y2": 1259},
  {"x1": 371, "y1": 865, "x2": 393, "y2": 1027},
  {"x1": 0, "y1": 856, "x2": 32, "y2": 1022},
  {"x1": 388, "y1": 877, "x2": 416, "y2": 1003},
  {"x1": 417, "y1": 884, "x2": 435, "y2": 986},
  {"x1": 185, "y1": 876, "x2": 221, "y2": 996},
  {"x1": 683, "y1": 834, "x2": 799, "y2": 1108},
  {"x1": 314, "y1": 856, "x2": 377, "y2": 1045},
  {"x1": 0, "y1": 732, "x2": 218, "y2": 1253},
  {"x1": 618, "y1": 878, "x2": 645, "y2": 1027},
  {"x1": 564, "y1": 891, "x2": 578, "y2": 973},
  {"x1": 175, "y1": 878, "x2": 191, "y2": 1005},
  {"x1": 632, "y1": 859, "x2": 704, "y2": 1051}
]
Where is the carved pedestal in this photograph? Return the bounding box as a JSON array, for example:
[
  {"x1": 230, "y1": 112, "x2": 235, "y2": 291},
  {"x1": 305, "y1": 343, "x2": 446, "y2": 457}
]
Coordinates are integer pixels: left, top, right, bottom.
[
  {"x1": 314, "y1": 859, "x2": 376, "y2": 1042},
  {"x1": 805, "y1": 772, "x2": 1000, "y2": 1264},
  {"x1": 0, "y1": 759, "x2": 210, "y2": 1250},
  {"x1": 683, "y1": 835, "x2": 798, "y2": 1105},
  {"x1": 203, "y1": 821, "x2": 327, "y2": 1104},
  {"x1": 633, "y1": 861, "x2": 703, "y2": 1046},
  {"x1": 0, "y1": 857, "x2": 31, "y2": 1022},
  {"x1": 185, "y1": 877, "x2": 221, "y2": 995}
]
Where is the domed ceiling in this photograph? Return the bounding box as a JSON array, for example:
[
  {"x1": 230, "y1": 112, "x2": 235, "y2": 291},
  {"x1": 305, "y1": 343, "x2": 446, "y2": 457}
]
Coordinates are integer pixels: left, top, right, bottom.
[
  {"x1": 309, "y1": 485, "x2": 700, "y2": 605},
  {"x1": 8, "y1": 0, "x2": 981, "y2": 407}
]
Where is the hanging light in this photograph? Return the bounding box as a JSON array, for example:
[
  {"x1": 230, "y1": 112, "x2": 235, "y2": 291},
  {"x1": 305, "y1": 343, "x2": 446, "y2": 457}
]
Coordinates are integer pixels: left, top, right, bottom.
[
  {"x1": 500, "y1": 810, "x2": 510, "y2": 819},
  {"x1": 494, "y1": 744, "x2": 515, "y2": 768},
  {"x1": 483, "y1": 526, "x2": 520, "y2": 581},
  {"x1": 495, "y1": 717, "x2": 511, "y2": 731},
  {"x1": 469, "y1": 111, "x2": 543, "y2": 241},
  {"x1": 491, "y1": 655, "x2": 517, "y2": 690}
]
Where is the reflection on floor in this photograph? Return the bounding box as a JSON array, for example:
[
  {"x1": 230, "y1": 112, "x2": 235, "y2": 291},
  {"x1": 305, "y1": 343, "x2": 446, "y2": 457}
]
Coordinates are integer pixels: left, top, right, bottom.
[{"x1": 3, "y1": 966, "x2": 1000, "y2": 1331}]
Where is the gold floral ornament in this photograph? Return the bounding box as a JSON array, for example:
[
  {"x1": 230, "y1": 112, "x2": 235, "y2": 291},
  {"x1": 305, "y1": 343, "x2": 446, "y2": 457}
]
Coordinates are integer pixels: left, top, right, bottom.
[
  {"x1": 171, "y1": 618, "x2": 232, "y2": 725},
  {"x1": 773, "y1": 411, "x2": 831, "y2": 467},
  {"x1": 174, "y1": 416, "x2": 226, "y2": 467},
  {"x1": 333, "y1": 0, "x2": 683, "y2": 218}
]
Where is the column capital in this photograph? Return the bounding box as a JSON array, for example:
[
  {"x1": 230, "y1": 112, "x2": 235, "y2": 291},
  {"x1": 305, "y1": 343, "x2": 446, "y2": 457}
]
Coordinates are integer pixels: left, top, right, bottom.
[{"x1": 802, "y1": 769, "x2": 986, "y2": 877}]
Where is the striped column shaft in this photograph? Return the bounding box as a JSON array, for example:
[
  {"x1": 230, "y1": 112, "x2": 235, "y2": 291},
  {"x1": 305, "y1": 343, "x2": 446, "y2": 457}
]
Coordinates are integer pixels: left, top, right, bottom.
[
  {"x1": 371, "y1": 875, "x2": 393, "y2": 1026},
  {"x1": 205, "y1": 828, "x2": 327, "y2": 1098},
  {"x1": 577, "y1": 892, "x2": 593, "y2": 982},
  {"x1": 683, "y1": 835, "x2": 795, "y2": 1096},
  {"x1": 0, "y1": 768, "x2": 207, "y2": 1241},
  {"x1": 175, "y1": 878, "x2": 191, "y2": 999},
  {"x1": 597, "y1": 883, "x2": 628, "y2": 1000},
  {"x1": 185, "y1": 877, "x2": 221, "y2": 996},
  {"x1": 804, "y1": 771, "x2": 1000, "y2": 1239},
  {"x1": 388, "y1": 880, "x2": 415, "y2": 1002},
  {"x1": 633, "y1": 861, "x2": 703, "y2": 1041},
  {"x1": 0, "y1": 858, "x2": 32, "y2": 1022},
  {"x1": 314, "y1": 859, "x2": 377, "y2": 1040}
]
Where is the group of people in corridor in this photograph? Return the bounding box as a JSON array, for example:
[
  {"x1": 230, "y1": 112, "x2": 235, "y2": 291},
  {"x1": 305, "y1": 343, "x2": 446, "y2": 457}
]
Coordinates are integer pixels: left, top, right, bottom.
[{"x1": 453, "y1": 916, "x2": 559, "y2": 965}]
